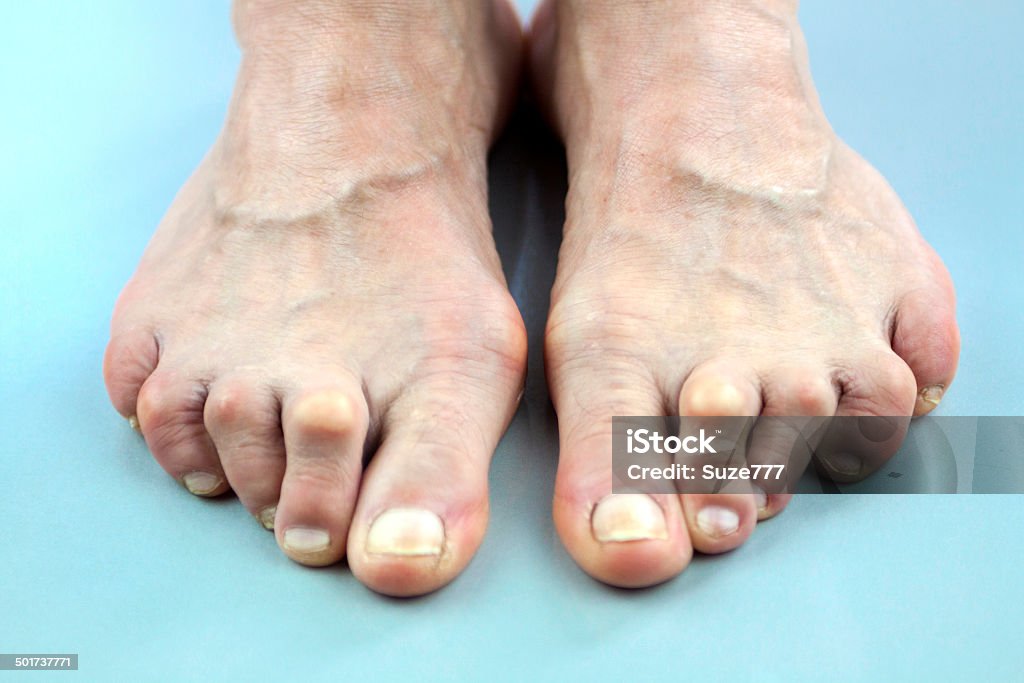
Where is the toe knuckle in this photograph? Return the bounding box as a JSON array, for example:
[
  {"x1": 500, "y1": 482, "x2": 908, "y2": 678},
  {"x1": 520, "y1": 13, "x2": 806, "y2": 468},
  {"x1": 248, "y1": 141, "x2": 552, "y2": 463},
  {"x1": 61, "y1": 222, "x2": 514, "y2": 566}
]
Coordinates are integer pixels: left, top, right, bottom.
[
  {"x1": 681, "y1": 378, "x2": 751, "y2": 416},
  {"x1": 205, "y1": 378, "x2": 270, "y2": 430},
  {"x1": 137, "y1": 375, "x2": 199, "y2": 430},
  {"x1": 545, "y1": 303, "x2": 647, "y2": 370},
  {"x1": 842, "y1": 354, "x2": 917, "y2": 415},
  {"x1": 478, "y1": 295, "x2": 527, "y2": 369},
  {"x1": 420, "y1": 290, "x2": 527, "y2": 380},
  {"x1": 881, "y1": 358, "x2": 918, "y2": 406},
  {"x1": 289, "y1": 389, "x2": 366, "y2": 439},
  {"x1": 136, "y1": 380, "x2": 209, "y2": 455},
  {"x1": 793, "y1": 378, "x2": 835, "y2": 415}
]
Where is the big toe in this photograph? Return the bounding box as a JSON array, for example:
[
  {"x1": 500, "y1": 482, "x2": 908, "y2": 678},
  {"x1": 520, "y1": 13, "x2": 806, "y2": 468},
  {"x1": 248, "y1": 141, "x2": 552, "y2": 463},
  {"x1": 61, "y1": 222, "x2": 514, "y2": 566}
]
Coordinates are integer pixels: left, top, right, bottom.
[
  {"x1": 346, "y1": 376, "x2": 515, "y2": 597},
  {"x1": 549, "y1": 357, "x2": 692, "y2": 588}
]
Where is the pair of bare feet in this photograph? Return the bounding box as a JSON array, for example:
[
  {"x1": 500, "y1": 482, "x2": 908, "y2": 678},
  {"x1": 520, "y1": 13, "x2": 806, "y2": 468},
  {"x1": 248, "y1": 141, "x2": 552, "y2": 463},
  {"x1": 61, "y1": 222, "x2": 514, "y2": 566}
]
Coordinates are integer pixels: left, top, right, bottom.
[{"x1": 104, "y1": 0, "x2": 959, "y2": 596}]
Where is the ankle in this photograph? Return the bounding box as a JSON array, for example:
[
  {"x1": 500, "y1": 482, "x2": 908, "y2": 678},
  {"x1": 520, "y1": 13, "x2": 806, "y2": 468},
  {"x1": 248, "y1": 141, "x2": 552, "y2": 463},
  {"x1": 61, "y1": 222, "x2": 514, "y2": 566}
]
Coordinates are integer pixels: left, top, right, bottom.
[
  {"x1": 549, "y1": 1, "x2": 816, "y2": 113},
  {"x1": 543, "y1": 0, "x2": 832, "y2": 188}
]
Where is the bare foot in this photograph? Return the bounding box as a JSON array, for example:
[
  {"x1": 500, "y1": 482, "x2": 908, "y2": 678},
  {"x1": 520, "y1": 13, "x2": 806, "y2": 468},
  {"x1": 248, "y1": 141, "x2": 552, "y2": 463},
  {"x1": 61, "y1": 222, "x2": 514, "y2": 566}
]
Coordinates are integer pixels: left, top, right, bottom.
[
  {"x1": 104, "y1": 0, "x2": 526, "y2": 596},
  {"x1": 530, "y1": 0, "x2": 960, "y2": 587}
]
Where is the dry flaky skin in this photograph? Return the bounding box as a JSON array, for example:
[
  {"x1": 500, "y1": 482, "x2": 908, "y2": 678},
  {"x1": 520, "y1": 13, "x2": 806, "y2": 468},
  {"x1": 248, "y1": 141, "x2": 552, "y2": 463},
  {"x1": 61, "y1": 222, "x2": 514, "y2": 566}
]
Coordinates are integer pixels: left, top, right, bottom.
[
  {"x1": 531, "y1": 0, "x2": 960, "y2": 587},
  {"x1": 104, "y1": 0, "x2": 527, "y2": 597}
]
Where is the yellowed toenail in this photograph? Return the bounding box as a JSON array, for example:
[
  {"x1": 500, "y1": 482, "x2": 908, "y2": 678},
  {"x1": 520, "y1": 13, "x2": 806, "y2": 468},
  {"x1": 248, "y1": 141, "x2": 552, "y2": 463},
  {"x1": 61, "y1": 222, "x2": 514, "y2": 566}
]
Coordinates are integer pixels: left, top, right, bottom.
[
  {"x1": 592, "y1": 494, "x2": 668, "y2": 543},
  {"x1": 283, "y1": 527, "x2": 330, "y2": 554},
  {"x1": 751, "y1": 485, "x2": 768, "y2": 513},
  {"x1": 128, "y1": 415, "x2": 140, "y2": 431},
  {"x1": 366, "y1": 508, "x2": 444, "y2": 556},
  {"x1": 182, "y1": 471, "x2": 222, "y2": 496},
  {"x1": 696, "y1": 506, "x2": 740, "y2": 537},
  {"x1": 258, "y1": 506, "x2": 277, "y2": 530},
  {"x1": 921, "y1": 385, "x2": 944, "y2": 407}
]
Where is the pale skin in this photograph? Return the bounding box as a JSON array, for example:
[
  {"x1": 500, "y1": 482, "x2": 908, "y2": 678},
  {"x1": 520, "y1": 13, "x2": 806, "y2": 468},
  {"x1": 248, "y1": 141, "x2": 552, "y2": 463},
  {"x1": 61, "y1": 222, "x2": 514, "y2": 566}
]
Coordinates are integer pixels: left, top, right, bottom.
[{"x1": 104, "y1": 0, "x2": 959, "y2": 595}]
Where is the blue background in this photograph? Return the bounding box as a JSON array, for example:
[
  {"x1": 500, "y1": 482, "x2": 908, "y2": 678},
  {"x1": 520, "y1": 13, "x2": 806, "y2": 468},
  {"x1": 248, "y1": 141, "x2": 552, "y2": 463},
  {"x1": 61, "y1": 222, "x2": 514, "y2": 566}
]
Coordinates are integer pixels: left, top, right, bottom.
[{"x1": 1, "y1": 1, "x2": 1022, "y2": 680}]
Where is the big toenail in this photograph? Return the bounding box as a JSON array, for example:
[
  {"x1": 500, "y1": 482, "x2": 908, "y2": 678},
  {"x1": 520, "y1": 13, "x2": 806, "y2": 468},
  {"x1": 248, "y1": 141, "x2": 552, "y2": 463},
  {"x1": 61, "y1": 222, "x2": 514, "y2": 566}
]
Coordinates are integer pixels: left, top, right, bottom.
[
  {"x1": 182, "y1": 471, "x2": 222, "y2": 496},
  {"x1": 920, "y1": 385, "x2": 944, "y2": 408},
  {"x1": 366, "y1": 508, "x2": 444, "y2": 556},
  {"x1": 258, "y1": 506, "x2": 277, "y2": 530},
  {"x1": 127, "y1": 415, "x2": 140, "y2": 431},
  {"x1": 751, "y1": 485, "x2": 768, "y2": 512},
  {"x1": 591, "y1": 494, "x2": 668, "y2": 542},
  {"x1": 827, "y1": 453, "x2": 862, "y2": 477},
  {"x1": 283, "y1": 527, "x2": 330, "y2": 553},
  {"x1": 696, "y1": 506, "x2": 740, "y2": 537}
]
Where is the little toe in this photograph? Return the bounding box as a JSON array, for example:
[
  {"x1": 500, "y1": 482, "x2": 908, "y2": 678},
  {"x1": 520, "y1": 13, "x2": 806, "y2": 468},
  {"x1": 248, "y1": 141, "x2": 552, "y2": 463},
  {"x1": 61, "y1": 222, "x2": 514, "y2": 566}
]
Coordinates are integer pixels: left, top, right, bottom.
[
  {"x1": 892, "y1": 285, "x2": 961, "y2": 416},
  {"x1": 103, "y1": 328, "x2": 159, "y2": 427},
  {"x1": 821, "y1": 351, "x2": 918, "y2": 481}
]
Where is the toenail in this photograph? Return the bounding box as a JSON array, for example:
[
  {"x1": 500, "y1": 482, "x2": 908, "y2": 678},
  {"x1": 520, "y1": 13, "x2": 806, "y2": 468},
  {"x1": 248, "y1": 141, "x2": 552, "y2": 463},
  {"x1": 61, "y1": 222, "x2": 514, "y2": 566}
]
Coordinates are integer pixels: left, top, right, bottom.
[
  {"x1": 283, "y1": 527, "x2": 330, "y2": 554},
  {"x1": 827, "y1": 453, "x2": 862, "y2": 477},
  {"x1": 366, "y1": 508, "x2": 444, "y2": 556},
  {"x1": 920, "y1": 385, "x2": 944, "y2": 408},
  {"x1": 751, "y1": 485, "x2": 768, "y2": 513},
  {"x1": 258, "y1": 506, "x2": 277, "y2": 530},
  {"x1": 591, "y1": 494, "x2": 668, "y2": 543},
  {"x1": 695, "y1": 506, "x2": 740, "y2": 537},
  {"x1": 127, "y1": 415, "x2": 140, "y2": 431},
  {"x1": 182, "y1": 471, "x2": 222, "y2": 496}
]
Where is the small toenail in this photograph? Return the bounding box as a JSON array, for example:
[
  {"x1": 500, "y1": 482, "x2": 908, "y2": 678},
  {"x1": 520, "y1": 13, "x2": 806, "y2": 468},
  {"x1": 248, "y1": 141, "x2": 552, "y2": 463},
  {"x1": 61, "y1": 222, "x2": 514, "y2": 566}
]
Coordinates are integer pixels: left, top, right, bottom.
[
  {"x1": 696, "y1": 505, "x2": 740, "y2": 537},
  {"x1": 591, "y1": 494, "x2": 668, "y2": 543},
  {"x1": 127, "y1": 415, "x2": 140, "y2": 431},
  {"x1": 827, "y1": 453, "x2": 862, "y2": 477},
  {"x1": 920, "y1": 385, "x2": 944, "y2": 407},
  {"x1": 182, "y1": 471, "x2": 222, "y2": 496},
  {"x1": 366, "y1": 508, "x2": 444, "y2": 556},
  {"x1": 283, "y1": 527, "x2": 330, "y2": 554},
  {"x1": 751, "y1": 485, "x2": 768, "y2": 513},
  {"x1": 258, "y1": 506, "x2": 277, "y2": 530}
]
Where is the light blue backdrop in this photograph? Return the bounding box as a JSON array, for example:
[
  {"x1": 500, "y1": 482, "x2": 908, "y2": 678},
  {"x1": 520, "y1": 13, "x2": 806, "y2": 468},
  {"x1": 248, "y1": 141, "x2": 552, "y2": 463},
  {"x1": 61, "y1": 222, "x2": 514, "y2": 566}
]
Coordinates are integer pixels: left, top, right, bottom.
[{"x1": 1, "y1": 1, "x2": 1021, "y2": 680}]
